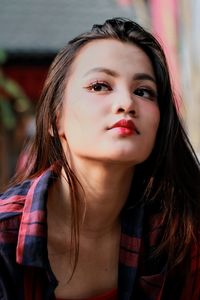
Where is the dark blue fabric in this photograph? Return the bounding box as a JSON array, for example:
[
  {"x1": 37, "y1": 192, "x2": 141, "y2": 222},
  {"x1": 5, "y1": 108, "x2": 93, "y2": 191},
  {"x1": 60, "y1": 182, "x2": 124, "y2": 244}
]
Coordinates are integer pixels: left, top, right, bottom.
[{"x1": 0, "y1": 169, "x2": 199, "y2": 300}]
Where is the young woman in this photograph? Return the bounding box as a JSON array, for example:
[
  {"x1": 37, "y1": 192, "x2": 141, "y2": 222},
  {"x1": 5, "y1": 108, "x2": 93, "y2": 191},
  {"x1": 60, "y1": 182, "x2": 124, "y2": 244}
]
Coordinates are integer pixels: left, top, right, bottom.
[{"x1": 0, "y1": 17, "x2": 199, "y2": 300}]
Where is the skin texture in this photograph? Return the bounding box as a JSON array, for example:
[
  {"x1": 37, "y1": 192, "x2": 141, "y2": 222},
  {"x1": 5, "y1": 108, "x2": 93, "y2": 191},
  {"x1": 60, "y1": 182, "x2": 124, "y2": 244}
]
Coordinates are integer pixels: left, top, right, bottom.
[
  {"x1": 48, "y1": 39, "x2": 160, "y2": 299},
  {"x1": 58, "y1": 39, "x2": 160, "y2": 167}
]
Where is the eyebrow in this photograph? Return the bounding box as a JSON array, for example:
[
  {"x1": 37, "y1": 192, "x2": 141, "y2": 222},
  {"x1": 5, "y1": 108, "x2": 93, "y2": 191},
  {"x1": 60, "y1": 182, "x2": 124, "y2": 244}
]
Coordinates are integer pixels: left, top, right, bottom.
[
  {"x1": 83, "y1": 67, "x2": 156, "y2": 84},
  {"x1": 133, "y1": 73, "x2": 156, "y2": 84},
  {"x1": 84, "y1": 67, "x2": 118, "y2": 77}
]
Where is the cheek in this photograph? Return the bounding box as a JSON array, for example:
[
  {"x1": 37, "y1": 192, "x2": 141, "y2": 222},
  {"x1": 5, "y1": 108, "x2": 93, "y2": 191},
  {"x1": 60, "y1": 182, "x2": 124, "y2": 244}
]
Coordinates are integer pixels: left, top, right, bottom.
[
  {"x1": 145, "y1": 104, "x2": 160, "y2": 132},
  {"x1": 59, "y1": 101, "x2": 98, "y2": 144},
  {"x1": 152, "y1": 111, "x2": 160, "y2": 133},
  {"x1": 141, "y1": 105, "x2": 160, "y2": 159},
  {"x1": 64, "y1": 99, "x2": 108, "y2": 136},
  {"x1": 139, "y1": 104, "x2": 160, "y2": 155}
]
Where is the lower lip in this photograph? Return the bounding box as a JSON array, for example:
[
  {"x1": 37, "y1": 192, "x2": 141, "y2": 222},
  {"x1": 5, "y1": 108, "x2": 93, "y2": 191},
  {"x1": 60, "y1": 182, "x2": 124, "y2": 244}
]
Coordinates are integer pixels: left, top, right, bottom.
[{"x1": 112, "y1": 127, "x2": 135, "y2": 136}]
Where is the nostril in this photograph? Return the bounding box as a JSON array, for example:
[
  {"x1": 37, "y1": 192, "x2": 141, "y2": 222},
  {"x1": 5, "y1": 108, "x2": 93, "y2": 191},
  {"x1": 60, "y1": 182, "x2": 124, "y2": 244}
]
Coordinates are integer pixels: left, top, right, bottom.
[
  {"x1": 130, "y1": 109, "x2": 136, "y2": 115},
  {"x1": 118, "y1": 108, "x2": 124, "y2": 113},
  {"x1": 112, "y1": 103, "x2": 136, "y2": 114}
]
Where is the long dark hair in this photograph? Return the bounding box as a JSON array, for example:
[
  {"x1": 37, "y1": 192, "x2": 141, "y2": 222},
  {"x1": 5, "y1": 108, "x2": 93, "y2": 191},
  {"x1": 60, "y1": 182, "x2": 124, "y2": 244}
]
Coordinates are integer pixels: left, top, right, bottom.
[{"x1": 11, "y1": 17, "x2": 200, "y2": 270}]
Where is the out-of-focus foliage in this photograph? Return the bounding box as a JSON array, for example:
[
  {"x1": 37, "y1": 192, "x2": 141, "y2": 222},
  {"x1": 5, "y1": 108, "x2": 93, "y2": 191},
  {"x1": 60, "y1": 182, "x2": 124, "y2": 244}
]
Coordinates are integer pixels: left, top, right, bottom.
[{"x1": 0, "y1": 50, "x2": 30, "y2": 130}]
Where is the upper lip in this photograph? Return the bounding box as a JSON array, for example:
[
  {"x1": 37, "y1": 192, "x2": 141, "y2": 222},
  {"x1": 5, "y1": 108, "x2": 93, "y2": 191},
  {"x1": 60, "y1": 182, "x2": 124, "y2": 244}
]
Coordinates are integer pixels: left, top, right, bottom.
[{"x1": 109, "y1": 119, "x2": 139, "y2": 134}]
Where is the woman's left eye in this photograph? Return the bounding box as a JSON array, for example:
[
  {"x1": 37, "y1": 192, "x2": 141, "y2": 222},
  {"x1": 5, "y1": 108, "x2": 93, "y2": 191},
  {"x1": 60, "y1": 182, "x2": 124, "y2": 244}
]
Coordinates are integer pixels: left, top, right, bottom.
[
  {"x1": 134, "y1": 88, "x2": 157, "y2": 101},
  {"x1": 86, "y1": 82, "x2": 112, "y2": 92}
]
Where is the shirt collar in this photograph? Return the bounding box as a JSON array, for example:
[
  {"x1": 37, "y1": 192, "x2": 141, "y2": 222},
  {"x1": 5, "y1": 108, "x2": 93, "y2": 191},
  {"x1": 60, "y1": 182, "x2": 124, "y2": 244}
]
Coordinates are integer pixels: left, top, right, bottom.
[{"x1": 16, "y1": 167, "x2": 56, "y2": 268}]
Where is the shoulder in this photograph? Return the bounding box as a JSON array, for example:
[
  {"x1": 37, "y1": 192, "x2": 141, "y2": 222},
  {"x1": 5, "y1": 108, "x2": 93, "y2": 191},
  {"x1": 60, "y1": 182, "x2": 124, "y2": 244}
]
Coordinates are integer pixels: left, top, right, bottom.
[
  {"x1": 0, "y1": 179, "x2": 32, "y2": 221},
  {"x1": 0, "y1": 180, "x2": 33, "y2": 250},
  {"x1": 0, "y1": 167, "x2": 55, "y2": 222}
]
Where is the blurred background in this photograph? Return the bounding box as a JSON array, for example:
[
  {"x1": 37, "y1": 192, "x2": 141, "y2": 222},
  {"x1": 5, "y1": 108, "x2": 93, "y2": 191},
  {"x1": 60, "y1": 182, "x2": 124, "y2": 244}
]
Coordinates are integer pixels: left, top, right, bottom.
[{"x1": 0, "y1": 0, "x2": 199, "y2": 188}]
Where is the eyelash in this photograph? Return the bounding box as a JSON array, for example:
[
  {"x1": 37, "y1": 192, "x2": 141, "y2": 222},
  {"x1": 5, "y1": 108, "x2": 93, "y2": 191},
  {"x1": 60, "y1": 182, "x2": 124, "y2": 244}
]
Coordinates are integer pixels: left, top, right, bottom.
[
  {"x1": 134, "y1": 88, "x2": 157, "y2": 101},
  {"x1": 86, "y1": 81, "x2": 112, "y2": 92},
  {"x1": 85, "y1": 81, "x2": 157, "y2": 101}
]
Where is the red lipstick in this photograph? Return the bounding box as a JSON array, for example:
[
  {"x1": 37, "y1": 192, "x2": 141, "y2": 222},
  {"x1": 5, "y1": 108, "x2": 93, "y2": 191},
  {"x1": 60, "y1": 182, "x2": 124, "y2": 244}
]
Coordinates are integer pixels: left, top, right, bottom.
[{"x1": 110, "y1": 119, "x2": 139, "y2": 136}]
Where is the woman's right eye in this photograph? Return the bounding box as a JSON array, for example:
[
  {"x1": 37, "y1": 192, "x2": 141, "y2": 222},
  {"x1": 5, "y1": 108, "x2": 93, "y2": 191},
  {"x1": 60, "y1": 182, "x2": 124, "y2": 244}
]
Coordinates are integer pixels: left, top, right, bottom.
[{"x1": 86, "y1": 81, "x2": 112, "y2": 92}]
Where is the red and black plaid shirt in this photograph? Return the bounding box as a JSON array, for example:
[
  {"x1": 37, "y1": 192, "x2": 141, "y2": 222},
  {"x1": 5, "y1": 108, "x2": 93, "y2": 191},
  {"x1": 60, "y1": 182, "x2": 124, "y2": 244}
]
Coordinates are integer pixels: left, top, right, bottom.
[{"x1": 0, "y1": 168, "x2": 200, "y2": 299}]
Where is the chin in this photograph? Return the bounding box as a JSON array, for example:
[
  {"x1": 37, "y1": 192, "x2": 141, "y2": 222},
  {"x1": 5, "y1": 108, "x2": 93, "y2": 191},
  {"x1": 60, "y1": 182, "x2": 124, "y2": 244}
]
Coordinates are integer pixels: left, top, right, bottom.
[
  {"x1": 99, "y1": 153, "x2": 143, "y2": 165},
  {"x1": 105, "y1": 151, "x2": 152, "y2": 165},
  {"x1": 79, "y1": 148, "x2": 152, "y2": 165}
]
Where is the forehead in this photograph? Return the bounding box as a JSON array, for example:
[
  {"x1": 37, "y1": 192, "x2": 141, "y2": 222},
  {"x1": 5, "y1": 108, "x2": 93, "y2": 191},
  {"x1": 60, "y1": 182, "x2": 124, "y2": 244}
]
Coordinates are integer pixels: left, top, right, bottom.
[{"x1": 69, "y1": 39, "x2": 155, "y2": 78}]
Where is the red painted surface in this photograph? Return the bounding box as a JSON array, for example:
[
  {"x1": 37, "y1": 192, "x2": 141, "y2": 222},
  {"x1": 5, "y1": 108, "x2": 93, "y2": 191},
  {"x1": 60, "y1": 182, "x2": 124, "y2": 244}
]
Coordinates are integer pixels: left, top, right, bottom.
[{"x1": 3, "y1": 65, "x2": 49, "y2": 102}]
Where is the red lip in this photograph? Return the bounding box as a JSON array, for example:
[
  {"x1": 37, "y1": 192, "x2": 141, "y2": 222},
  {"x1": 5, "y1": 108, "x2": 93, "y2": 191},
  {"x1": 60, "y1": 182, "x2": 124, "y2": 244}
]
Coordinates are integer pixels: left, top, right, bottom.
[{"x1": 110, "y1": 119, "x2": 139, "y2": 134}]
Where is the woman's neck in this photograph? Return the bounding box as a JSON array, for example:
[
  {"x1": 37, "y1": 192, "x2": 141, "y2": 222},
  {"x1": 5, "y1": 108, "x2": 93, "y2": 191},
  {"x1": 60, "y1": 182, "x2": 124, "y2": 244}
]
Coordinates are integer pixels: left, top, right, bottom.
[{"x1": 57, "y1": 159, "x2": 134, "y2": 238}]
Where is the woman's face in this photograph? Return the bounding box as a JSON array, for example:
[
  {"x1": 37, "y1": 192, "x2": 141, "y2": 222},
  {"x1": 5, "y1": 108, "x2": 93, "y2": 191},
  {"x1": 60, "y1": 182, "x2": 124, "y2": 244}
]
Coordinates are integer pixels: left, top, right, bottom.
[{"x1": 58, "y1": 39, "x2": 160, "y2": 166}]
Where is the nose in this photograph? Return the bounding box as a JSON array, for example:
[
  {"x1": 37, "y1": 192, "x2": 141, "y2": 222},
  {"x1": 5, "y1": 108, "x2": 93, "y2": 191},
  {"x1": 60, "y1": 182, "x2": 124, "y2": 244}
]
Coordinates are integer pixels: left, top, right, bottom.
[{"x1": 111, "y1": 91, "x2": 137, "y2": 116}]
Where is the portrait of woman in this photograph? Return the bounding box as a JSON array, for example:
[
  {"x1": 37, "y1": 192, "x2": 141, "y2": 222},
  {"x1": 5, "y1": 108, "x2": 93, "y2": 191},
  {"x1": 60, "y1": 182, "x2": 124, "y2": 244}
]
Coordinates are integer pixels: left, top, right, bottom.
[{"x1": 0, "y1": 17, "x2": 199, "y2": 300}]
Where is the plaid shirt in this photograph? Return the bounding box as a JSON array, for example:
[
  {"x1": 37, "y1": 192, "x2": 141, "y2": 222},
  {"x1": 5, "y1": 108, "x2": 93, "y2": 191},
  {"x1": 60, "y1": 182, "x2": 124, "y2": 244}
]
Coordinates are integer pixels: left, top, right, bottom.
[{"x1": 0, "y1": 168, "x2": 200, "y2": 300}]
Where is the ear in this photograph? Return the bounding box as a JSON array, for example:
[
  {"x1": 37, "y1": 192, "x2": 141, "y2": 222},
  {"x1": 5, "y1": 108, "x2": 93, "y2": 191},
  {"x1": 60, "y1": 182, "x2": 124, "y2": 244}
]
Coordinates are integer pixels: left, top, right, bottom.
[
  {"x1": 56, "y1": 110, "x2": 65, "y2": 137},
  {"x1": 49, "y1": 110, "x2": 65, "y2": 137},
  {"x1": 49, "y1": 126, "x2": 54, "y2": 137}
]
